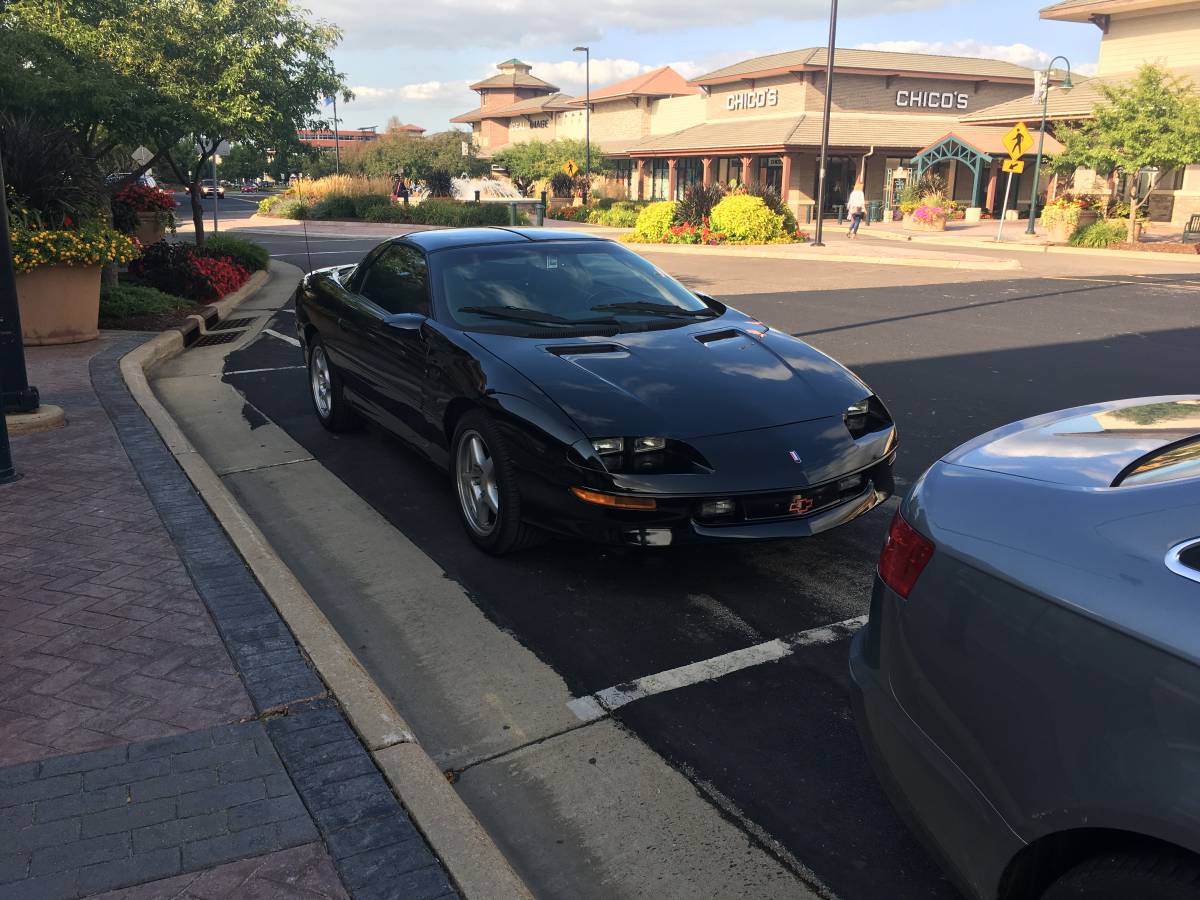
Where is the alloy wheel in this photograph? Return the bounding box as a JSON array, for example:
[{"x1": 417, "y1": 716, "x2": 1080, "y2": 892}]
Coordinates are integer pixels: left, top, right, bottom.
[
  {"x1": 456, "y1": 430, "x2": 499, "y2": 536},
  {"x1": 310, "y1": 345, "x2": 332, "y2": 419}
]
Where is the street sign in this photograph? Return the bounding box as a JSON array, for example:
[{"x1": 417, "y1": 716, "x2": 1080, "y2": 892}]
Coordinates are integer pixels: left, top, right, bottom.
[
  {"x1": 1001, "y1": 159, "x2": 1025, "y2": 174},
  {"x1": 1002, "y1": 122, "x2": 1032, "y2": 161},
  {"x1": 562, "y1": 159, "x2": 579, "y2": 178},
  {"x1": 131, "y1": 146, "x2": 153, "y2": 167}
]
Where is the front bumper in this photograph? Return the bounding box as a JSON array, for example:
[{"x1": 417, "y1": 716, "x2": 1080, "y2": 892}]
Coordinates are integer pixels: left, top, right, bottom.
[
  {"x1": 849, "y1": 585, "x2": 1024, "y2": 900},
  {"x1": 523, "y1": 453, "x2": 894, "y2": 547}
]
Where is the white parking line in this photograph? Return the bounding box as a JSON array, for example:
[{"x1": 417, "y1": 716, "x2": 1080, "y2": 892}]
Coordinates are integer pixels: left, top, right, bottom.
[
  {"x1": 223, "y1": 365, "x2": 306, "y2": 376},
  {"x1": 567, "y1": 615, "x2": 868, "y2": 722},
  {"x1": 263, "y1": 328, "x2": 301, "y2": 348}
]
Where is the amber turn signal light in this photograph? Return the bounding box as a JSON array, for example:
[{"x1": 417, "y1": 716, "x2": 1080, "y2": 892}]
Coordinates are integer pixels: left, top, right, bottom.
[{"x1": 570, "y1": 487, "x2": 657, "y2": 510}]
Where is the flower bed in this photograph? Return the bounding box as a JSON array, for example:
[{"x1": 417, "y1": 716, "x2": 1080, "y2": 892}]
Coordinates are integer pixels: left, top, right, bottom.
[
  {"x1": 128, "y1": 241, "x2": 251, "y2": 303},
  {"x1": 623, "y1": 194, "x2": 807, "y2": 246},
  {"x1": 11, "y1": 223, "x2": 140, "y2": 274}
]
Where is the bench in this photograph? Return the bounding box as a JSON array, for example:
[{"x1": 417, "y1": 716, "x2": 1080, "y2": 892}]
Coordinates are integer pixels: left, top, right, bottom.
[{"x1": 1184, "y1": 213, "x2": 1200, "y2": 243}]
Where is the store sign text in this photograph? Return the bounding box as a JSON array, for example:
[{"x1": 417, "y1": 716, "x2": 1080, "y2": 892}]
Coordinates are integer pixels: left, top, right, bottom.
[
  {"x1": 726, "y1": 88, "x2": 779, "y2": 111},
  {"x1": 896, "y1": 90, "x2": 969, "y2": 110},
  {"x1": 528, "y1": 118, "x2": 549, "y2": 128}
]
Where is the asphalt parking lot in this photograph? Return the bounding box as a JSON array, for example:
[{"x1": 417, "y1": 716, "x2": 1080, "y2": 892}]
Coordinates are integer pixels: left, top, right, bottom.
[{"x1": 187, "y1": 229, "x2": 1200, "y2": 898}]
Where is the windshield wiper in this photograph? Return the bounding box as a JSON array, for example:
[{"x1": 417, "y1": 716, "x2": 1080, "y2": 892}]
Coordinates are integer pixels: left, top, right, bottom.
[
  {"x1": 591, "y1": 301, "x2": 717, "y2": 318},
  {"x1": 459, "y1": 305, "x2": 620, "y2": 327}
]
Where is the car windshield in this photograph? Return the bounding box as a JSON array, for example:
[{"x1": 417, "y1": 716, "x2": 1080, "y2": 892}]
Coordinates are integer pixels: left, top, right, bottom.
[{"x1": 434, "y1": 241, "x2": 717, "y2": 334}]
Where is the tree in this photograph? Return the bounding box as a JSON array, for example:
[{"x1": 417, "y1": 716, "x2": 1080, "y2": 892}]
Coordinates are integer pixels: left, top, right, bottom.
[
  {"x1": 348, "y1": 130, "x2": 486, "y2": 181},
  {"x1": 1052, "y1": 65, "x2": 1200, "y2": 241},
  {"x1": 492, "y1": 139, "x2": 609, "y2": 196},
  {"x1": 221, "y1": 143, "x2": 270, "y2": 182}
]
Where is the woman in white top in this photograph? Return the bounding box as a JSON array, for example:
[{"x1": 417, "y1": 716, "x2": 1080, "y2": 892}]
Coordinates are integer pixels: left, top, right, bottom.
[{"x1": 847, "y1": 181, "x2": 867, "y2": 238}]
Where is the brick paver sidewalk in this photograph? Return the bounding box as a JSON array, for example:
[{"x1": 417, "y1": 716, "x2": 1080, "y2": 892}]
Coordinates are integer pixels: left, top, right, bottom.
[{"x1": 1, "y1": 337, "x2": 456, "y2": 900}]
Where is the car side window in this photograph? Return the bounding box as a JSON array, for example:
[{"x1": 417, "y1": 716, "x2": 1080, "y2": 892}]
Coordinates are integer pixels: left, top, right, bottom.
[{"x1": 359, "y1": 245, "x2": 430, "y2": 317}]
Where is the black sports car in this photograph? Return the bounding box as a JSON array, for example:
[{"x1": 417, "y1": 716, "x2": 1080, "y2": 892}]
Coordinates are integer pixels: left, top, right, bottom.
[{"x1": 294, "y1": 228, "x2": 896, "y2": 554}]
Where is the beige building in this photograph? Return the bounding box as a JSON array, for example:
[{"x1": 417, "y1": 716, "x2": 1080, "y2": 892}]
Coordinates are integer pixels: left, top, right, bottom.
[
  {"x1": 962, "y1": 0, "x2": 1200, "y2": 225},
  {"x1": 454, "y1": 50, "x2": 1063, "y2": 219}
]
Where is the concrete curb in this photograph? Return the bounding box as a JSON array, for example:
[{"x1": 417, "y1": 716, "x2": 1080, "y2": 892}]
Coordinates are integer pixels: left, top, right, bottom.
[
  {"x1": 4, "y1": 403, "x2": 66, "y2": 435},
  {"x1": 864, "y1": 227, "x2": 1200, "y2": 261},
  {"x1": 632, "y1": 240, "x2": 1022, "y2": 271},
  {"x1": 119, "y1": 267, "x2": 532, "y2": 900}
]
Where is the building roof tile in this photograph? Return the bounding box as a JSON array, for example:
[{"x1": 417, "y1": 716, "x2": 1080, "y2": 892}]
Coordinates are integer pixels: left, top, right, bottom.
[
  {"x1": 692, "y1": 47, "x2": 1037, "y2": 84},
  {"x1": 578, "y1": 66, "x2": 702, "y2": 103}
]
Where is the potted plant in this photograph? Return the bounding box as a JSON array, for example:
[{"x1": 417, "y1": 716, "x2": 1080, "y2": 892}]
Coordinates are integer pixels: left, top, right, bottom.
[
  {"x1": 112, "y1": 183, "x2": 177, "y2": 245},
  {"x1": 1040, "y1": 195, "x2": 1098, "y2": 242},
  {"x1": 11, "y1": 221, "x2": 141, "y2": 344},
  {"x1": 908, "y1": 191, "x2": 949, "y2": 231},
  {"x1": 897, "y1": 182, "x2": 922, "y2": 226}
]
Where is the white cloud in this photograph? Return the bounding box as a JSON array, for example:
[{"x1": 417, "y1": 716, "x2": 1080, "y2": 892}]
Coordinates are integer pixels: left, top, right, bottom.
[
  {"x1": 525, "y1": 58, "x2": 651, "y2": 92},
  {"x1": 351, "y1": 81, "x2": 473, "y2": 103},
  {"x1": 303, "y1": 0, "x2": 952, "y2": 50}
]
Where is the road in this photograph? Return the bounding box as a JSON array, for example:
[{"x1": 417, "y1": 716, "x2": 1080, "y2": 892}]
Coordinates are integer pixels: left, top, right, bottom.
[{"x1": 162, "y1": 226, "x2": 1200, "y2": 899}]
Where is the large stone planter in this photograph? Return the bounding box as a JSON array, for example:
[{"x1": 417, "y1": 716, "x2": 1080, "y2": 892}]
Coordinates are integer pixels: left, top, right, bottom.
[
  {"x1": 1077, "y1": 208, "x2": 1100, "y2": 230},
  {"x1": 1044, "y1": 220, "x2": 1075, "y2": 243},
  {"x1": 907, "y1": 216, "x2": 947, "y2": 232},
  {"x1": 134, "y1": 211, "x2": 167, "y2": 246},
  {"x1": 15, "y1": 265, "x2": 101, "y2": 345}
]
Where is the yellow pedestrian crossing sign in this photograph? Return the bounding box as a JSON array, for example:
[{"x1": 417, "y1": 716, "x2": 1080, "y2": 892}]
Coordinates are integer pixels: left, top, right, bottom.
[
  {"x1": 1002, "y1": 122, "x2": 1032, "y2": 161},
  {"x1": 1001, "y1": 158, "x2": 1025, "y2": 174},
  {"x1": 562, "y1": 159, "x2": 579, "y2": 177}
]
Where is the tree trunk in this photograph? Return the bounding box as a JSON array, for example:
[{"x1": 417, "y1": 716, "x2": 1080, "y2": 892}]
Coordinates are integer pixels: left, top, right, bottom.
[
  {"x1": 190, "y1": 180, "x2": 206, "y2": 247},
  {"x1": 100, "y1": 190, "x2": 119, "y2": 288},
  {"x1": 1127, "y1": 180, "x2": 1139, "y2": 243}
]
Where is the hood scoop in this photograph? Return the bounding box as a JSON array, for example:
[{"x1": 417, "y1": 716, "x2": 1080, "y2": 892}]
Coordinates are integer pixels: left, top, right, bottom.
[
  {"x1": 546, "y1": 343, "x2": 629, "y2": 360},
  {"x1": 694, "y1": 329, "x2": 744, "y2": 346}
]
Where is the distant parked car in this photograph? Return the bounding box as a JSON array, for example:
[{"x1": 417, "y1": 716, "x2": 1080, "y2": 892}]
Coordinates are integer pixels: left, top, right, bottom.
[
  {"x1": 239, "y1": 183, "x2": 257, "y2": 193},
  {"x1": 852, "y1": 396, "x2": 1200, "y2": 900},
  {"x1": 106, "y1": 172, "x2": 157, "y2": 189},
  {"x1": 199, "y1": 181, "x2": 225, "y2": 199}
]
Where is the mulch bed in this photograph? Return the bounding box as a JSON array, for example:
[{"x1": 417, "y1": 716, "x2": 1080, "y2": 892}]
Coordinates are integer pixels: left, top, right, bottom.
[
  {"x1": 1111, "y1": 241, "x2": 1200, "y2": 254},
  {"x1": 99, "y1": 306, "x2": 204, "y2": 332}
]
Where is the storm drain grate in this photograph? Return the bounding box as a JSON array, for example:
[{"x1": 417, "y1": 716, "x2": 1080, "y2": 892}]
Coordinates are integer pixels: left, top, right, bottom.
[
  {"x1": 191, "y1": 331, "x2": 242, "y2": 347},
  {"x1": 210, "y1": 316, "x2": 257, "y2": 331}
]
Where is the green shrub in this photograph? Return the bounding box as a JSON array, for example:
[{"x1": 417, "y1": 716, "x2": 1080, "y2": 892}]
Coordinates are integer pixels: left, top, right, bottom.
[
  {"x1": 354, "y1": 194, "x2": 392, "y2": 218},
  {"x1": 425, "y1": 170, "x2": 454, "y2": 198},
  {"x1": 99, "y1": 283, "x2": 190, "y2": 326},
  {"x1": 272, "y1": 198, "x2": 311, "y2": 220},
  {"x1": 708, "y1": 194, "x2": 784, "y2": 243},
  {"x1": 201, "y1": 234, "x2": 270, "y2": 272},
  {"x1": 364, "y1": 200, "x2": 523, "y2": 227},
  {"x1": 256, "y1": 194, "x2": 289, "y2": 216},
  {"x1": 633, "y1": 201, "x2": 678, "y2": 242},
  {"x1": 599, "y1": 206, "x2": 640, "y2": 227},
  {"x1": 1069, "y1": 219, "x2": 1128, "y2": 248},
  {"x1": 309, "y1": 193, "x2": 358, "y2": 220}
]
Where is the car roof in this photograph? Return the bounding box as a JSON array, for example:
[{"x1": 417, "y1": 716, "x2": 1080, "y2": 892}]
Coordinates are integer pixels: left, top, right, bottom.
[{"x1": 399, "y1": 227, "x2": 609, "y2": 252}]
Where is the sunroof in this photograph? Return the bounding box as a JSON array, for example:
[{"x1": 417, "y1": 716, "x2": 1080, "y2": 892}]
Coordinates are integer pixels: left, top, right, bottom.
[{"x1": 1114, "y1": 435, "x2": 1200, "y2": 487}]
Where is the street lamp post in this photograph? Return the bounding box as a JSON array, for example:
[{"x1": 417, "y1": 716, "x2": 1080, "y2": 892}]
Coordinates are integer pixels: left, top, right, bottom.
[
  {"x1": 812, "y1": 0, "x2": 839, "y2": 247},
  {"x1": 574, "y1": 46, "x2": 590, "y2": 205},
  {"x1": 1025, "y1": 56, "x2": 1073, "y2": 235},
  {"x1": 0, "y1": 154, "x2": 39, "y2": 418}
]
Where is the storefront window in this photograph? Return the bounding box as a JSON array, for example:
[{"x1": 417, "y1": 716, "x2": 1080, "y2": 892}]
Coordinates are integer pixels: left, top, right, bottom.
[
  {"x1": 611, "y1": 160, "x2": 633, "y2": 198},
  {"x1": 676, "y1": 158, "x2": 703, "y2": 196},
  {"x1": 650, "y1": 159, "x2": 670, "y2": 200},
  {"x1": 761, "y1": 157, "x2": 783, "y2": 195}
]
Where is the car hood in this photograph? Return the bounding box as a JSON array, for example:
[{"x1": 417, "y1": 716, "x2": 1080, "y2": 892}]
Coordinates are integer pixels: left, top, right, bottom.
[
  {"x1": 942, "y1": 395, "x2": 1200, "y2": 487},
  {"x1": 468, "y1": 322, "x2": 869, "y2": 439}
]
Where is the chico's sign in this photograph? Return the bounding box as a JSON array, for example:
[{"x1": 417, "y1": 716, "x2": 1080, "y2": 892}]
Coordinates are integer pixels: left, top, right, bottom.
[
  {"x1": 896, "y1": 89, "x2": 969, "y2": 110},
  {"x1": 726, "y1": 87, "x2": 779, "y2": 110}
]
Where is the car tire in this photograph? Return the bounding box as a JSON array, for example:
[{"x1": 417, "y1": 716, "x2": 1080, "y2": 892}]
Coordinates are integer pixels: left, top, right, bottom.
[
  {"x1": 1042, "y1": 852, "x2": 1200, "y2": 900},
  {"x1": 307, "y1": 337, "x2": 359, "y2": 432},
  {"x1": 451, "y1": 411, "x2": 543, "y2": 555}
]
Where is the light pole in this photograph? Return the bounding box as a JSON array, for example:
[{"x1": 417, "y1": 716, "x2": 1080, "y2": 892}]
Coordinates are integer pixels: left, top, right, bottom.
[
  {"x1": 0, "y1": 154, "x2": 39, "y2": 419},
  {"x1": 812, "y1": 0, "x2": 839, "y2": 247},
  {"x1": 1025, "y1": 56, "x2": 1072, "y2": 235},
  {"x1": 574, "y1": 46, "x2": 590, "y2": 205}
]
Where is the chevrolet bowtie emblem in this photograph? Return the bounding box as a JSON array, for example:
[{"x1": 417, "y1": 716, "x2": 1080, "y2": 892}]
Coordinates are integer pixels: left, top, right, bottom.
[
  {"x1": 789, "y1": 495, "x2": 814, "y2": 515},
  {"x1": 788, "y1": 451, "x2": 802, "y2": 463}
]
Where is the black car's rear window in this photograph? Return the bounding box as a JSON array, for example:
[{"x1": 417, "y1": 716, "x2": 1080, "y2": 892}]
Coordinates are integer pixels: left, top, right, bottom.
[
  {"x1": 1114, "y1": 435, "x2": 1200, "y2": 486},
  {"x1": 432, "y1": 241, "x2": 714, "y2": 334}
]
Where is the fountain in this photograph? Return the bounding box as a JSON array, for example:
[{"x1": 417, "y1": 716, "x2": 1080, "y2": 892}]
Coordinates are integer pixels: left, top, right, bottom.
[{"x1": 410, "y1": 176, "x2": 524, "y2": 203}]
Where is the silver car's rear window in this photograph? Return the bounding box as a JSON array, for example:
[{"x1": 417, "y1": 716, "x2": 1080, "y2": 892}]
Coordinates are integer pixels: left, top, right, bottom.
[{"x1": 1114, "y1": 435, "x2": 1200, "y2": 486}]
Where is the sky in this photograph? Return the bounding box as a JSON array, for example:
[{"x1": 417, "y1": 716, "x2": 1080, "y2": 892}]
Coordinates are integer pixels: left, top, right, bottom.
[{"x1": 299, "y1": 0, "x2": 1104, "y2": 133}]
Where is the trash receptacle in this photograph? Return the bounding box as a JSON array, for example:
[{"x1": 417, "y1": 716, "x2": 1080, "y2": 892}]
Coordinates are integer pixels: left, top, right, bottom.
[
  {"x1": 834, "y1": 204, "x2": 846, "y2": 224},
  {"x1": 534, "y1": 202, "x2": 545, "y2": 227},
  {"x1": 867, "y1": 200, "x2": 882, "y2": 224},
  {"x1": 507, "y1": 202, "x2": 517, "y2": 226}
]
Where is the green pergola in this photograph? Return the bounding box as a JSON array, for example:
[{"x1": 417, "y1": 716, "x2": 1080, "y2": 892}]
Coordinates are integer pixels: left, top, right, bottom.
[{"x1": 913, "y1": 134, "x2": 991, "y2": 209}]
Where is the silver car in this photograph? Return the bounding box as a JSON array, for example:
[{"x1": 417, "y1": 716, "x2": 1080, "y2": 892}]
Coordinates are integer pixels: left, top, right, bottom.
[{"x1": 851, "y1": 396, "x2": 1200, "y2": 900}]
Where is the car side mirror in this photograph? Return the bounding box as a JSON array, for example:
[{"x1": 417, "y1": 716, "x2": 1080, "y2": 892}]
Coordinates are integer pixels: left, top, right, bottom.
[{"x1": 383, "y1": 313, "x2": 426, "y2": 333}]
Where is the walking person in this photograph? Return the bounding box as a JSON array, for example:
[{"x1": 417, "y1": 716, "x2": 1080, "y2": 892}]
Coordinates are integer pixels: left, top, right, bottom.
[{"x1": 847, "y1": 181, "x2": 867, "y2": 239}]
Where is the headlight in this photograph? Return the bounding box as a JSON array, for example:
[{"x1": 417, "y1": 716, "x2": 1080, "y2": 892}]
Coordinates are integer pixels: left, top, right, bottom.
[
  {"x1": 844, "y1": 396, "x2": 892, "y2": 439},
  {"x1": 592, "y1": 437, "x2": 624, "y2": 455},
  {"x1": 632, "y1": 436, "x2": 666, "y2": 453}
]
